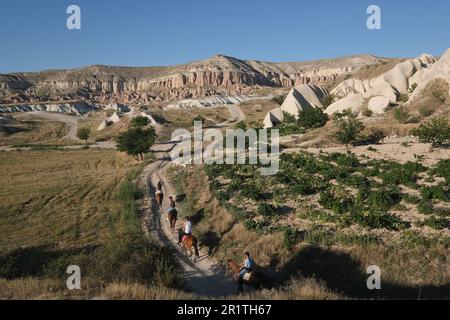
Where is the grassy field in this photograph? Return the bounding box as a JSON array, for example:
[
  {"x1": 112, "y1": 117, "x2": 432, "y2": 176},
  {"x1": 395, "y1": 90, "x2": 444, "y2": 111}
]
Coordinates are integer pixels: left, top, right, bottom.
[
  {"x1": 0, "y1": 149, "x2": 183, "y2": 299},
  {"x1": 0, "y1": 115, "x2": 71, "y2": 147}
]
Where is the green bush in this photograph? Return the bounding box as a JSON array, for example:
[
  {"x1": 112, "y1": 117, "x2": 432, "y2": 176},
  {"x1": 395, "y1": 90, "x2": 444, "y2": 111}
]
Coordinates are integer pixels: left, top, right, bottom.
[
  {"x1": 417, "y1": 200, "x2": 434, "y2": 215},
  {"x1": 432, "y1": 159, "x2": 450, "y2": 185},
  {"x1": 417, "y1": 216, "x2": 449, "y2": 230},
  {"x1": 257, "y1": 203, "x2": 277, "y2": 217},
  {"x1": 418, "y1": 105, "x2": 435, "y2": 118},
  {"x1": 394, "y1": 107, "x2": 410, "y2": 123},
  {"x1": 333, "y1": 110, "x2": 364, "y2": 149},
  {"x1": 76, "y1": 127, "x2": 90, "y2": 142},
  {"x1": 411, "y1": 117, "x2": 450, "y2": 147},
  {"x1": 297, "y1": 107, "x2": 329, "y2": 129},
  {"x1": 398, "y1": 93, "x2": 409, "y2": 103},
  {"x1": 283, "y1": 227, "x2": 302, "y2": 249},
  {"x1": 130, "y1": 116, "x2": 150, "y2": 127}
]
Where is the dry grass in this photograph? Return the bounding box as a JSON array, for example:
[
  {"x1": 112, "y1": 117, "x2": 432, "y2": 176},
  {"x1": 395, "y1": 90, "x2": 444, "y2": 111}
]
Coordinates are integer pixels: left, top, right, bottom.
[
  {"x1": 0, "y1": 115, "x2": 71, "y2": 147},
  {"x1": 351, "y1": 59, "x2": 406, "y2": 80},
  {"x1": 240, "y1": 100, "x2": 279, "y2": 128},
  {"x1": 152, "y1": 107, "x2": 230, "y2": 141},
  {"x1": 78, "y1": 111, "x2": 131, "y2": 143},
  {"x1": 0, "y1": 149, "x2": 137, "y2": 251}
]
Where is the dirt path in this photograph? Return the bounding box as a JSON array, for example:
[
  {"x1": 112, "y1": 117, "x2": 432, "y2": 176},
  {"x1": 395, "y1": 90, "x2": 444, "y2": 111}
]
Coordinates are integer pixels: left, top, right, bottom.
[
  {"x1": 29, "y1": 111, "x2": 80, "y2": 140},
  {"x1": 137, "y1": 105, "x2": 247, "y2": 297}
]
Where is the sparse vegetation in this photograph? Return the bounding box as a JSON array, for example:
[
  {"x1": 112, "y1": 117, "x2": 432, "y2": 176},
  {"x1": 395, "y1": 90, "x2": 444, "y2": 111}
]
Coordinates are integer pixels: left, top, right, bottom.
[{"x1": 411, "y1": 116, "x2": 450, "y2": 147}]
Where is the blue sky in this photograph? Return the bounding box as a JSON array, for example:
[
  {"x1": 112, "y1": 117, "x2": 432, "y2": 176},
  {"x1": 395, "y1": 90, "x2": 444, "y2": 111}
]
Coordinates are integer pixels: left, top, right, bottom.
[{"x1": 1, "y1": 0, "x2": 449, "y2": 73}]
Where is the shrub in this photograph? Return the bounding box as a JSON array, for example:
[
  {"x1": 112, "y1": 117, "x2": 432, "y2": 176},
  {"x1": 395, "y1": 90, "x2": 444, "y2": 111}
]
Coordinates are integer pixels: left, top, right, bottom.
[
  {"x1": 366, "y1": 188, "x2": 402, "y2": 211},
  {"x1": 351, "y1": 210, "x2": 405, "y2": 231},
  {"x1": 411, "y1": 117, "x2": 450, "y2": 147},
  {"x1": 283, "y1": 227, "x2": 302, "y2": 249},
  {"x1": 76, "y1": 127, "x2": 90, "y2": 142},
  {"x1": 418, "y1": 105, "x2": 434, "y2": 117},
  {"x1": 297, "y1": 107, "x2": 329, "y2": 129},
  {"x1": 417, "y1": 200, "x2": 434, "y2": 215},
  {"x1": 234, "y1": 121, "x2": 247, "y2": 130},
  {"x1": 333, "y1": 110, "x2": 364, "y2": 150},
  {"x1": 432, "y1": 90, "x2": 447, "y2": 103},
  {"x1": 394, "y1": 107, "x2": 410, "y2": 123},
  {"x1": 362, "y1": 108, "x2": 374, "y2": 117},
  {"x1": 130, "y1": 116, "x2": 150, "y2": 127},
  {"x1": 417, "y1": 216, "x2": 449, "y2": 230},
  {"x1": 432, "y1": 159, "x2": 450, "y2": 185},
  {"x1": 257, "y1": 203, "x2": 277, "y2": 217},
  {"x1": 421, "y1": 185, "x2": 450, "y2": 202},
  {"x1": 320, "y1": 94, "x2": 335, "y2": 109},
  {"x1": 272, "y1": 95, "x2": 286, "y2": 106},
  {"x1": 398, "y1": 93, "x2": 409, "y2": 103}
]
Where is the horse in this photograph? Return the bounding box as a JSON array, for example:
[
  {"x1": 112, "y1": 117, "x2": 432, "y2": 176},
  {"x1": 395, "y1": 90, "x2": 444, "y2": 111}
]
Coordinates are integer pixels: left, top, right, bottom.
[
  {"x1": 227, "y1": 259, "x2": 271, "y2": 294},
  {"x1": 179, "y1": 230, "x2": 199, "y2": 262},
  {"x1": 155, "y1": 190, "x2": 164, "y2": 207},
  {"x1": 167, "y1": 208, "x2": 177, "y2": 231}
]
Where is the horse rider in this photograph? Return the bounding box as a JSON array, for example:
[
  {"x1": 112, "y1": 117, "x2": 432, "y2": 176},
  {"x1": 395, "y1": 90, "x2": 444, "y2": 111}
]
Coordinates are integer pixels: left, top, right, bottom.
[
  {"x1": 238, "y1": 252, "x2": 255, "y2": 284},
  {"x1": 178, "y1": 216, "x2": 193, "y2": 245},
  {"x1": 168, "y1": 196, "x2": 176, "y2": 208}
]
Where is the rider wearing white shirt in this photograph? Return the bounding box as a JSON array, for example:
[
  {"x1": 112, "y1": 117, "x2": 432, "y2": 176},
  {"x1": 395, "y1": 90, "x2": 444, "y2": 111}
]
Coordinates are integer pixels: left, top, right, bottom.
[{"x1": 178, "y1": 216, "x2": 193, "y2": 245}]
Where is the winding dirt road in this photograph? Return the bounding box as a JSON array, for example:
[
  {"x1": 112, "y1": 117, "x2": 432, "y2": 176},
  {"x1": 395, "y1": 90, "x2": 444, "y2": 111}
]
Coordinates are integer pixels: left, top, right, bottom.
[{"x1": 138, "y1": 105, "x2": 246, "y2": 297}]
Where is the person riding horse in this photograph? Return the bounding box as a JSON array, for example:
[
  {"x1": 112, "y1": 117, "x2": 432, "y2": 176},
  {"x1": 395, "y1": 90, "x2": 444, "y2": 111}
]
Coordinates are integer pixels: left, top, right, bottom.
[
  {"x1": 238, "y1": 252, "x2": 255, "y2": 285},
  {"x1": 178, "y1": 216, "x2": 193, "y2": 245}
]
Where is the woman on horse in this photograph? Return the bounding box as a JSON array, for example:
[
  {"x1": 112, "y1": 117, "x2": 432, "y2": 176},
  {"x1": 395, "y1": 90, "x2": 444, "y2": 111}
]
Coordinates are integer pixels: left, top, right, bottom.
[
  {"x1": 238, "y1": 252, "x2": 255, "y2": 285},
  {"x1": 178, "y1": 216, "x2": 193, "y2": 245}
]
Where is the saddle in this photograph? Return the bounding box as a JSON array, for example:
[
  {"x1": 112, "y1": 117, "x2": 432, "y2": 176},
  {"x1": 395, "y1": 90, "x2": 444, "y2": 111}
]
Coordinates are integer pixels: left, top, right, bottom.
[
  {"x1": 243, "y1": 272, "x2": 253, "y2": 281},
  {"x1": 182, "y1": 234, "x2": 192, "y2": 242}
]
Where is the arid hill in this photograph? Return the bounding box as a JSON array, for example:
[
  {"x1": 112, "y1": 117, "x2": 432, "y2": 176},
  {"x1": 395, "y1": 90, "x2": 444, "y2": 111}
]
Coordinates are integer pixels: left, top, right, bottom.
[{"x1": 0, "y1": 54, "x2": 385, "y2": 106}]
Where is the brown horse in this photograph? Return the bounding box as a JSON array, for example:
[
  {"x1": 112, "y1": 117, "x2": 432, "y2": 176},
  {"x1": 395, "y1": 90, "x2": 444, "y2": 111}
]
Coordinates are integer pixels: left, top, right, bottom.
[
  {"x1": 227, "y1": 259, "x2": 271, "y2": 294},
  {"x1": 155, "y1": 191, "x2": 164, "y2": 207},
  {"x1": 167, "y1": 208, "x2": 177, "y2": 231},
  {"x1": 179, "y1": 230, "x2": 199, "y2": 262}
]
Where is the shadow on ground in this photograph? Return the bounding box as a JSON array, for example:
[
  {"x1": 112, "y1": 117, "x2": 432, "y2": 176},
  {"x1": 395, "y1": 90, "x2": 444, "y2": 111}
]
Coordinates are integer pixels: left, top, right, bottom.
[{"x1": 274, "y1": 246, "x2": 450, "y2": 299}]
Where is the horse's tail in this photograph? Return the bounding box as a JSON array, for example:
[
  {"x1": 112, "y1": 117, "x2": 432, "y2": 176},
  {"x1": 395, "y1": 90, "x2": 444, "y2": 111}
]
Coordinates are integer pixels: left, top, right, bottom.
[{"x1": 193, "y1": 237, "x2": 199, "y2": 257}]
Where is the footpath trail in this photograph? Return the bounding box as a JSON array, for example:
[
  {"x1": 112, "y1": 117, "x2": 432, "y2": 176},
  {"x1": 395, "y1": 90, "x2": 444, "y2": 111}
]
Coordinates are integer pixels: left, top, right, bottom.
[{"x1": 138, "y1": 105, "x2": 246, "y2": 297}]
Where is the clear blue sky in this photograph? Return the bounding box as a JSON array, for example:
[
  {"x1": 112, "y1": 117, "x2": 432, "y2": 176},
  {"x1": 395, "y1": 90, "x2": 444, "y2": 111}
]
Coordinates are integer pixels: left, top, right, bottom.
[{"x1": 1, "y1": 0, "x2": 449, "y2": 73}]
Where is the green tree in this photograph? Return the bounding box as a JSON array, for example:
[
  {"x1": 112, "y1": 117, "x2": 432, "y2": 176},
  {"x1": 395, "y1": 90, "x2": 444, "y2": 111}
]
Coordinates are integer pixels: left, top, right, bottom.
[
  {"x1": 333, "y1": 109, "x2": 364, "y2": 150},
  {"x1": 411, "y1": 116, "x2": 450, "y2": 147},
  {"x1": 77, "y1": 127, "x2": 90, "y2": 142},
  {"x1": 130, "y1": 116, "x2": 150, "y2": 128},
  {"x1": 116, "y1": 127, "x2": 157, "y2": 160},
  {"x1": 297, "y1": 107, "x2": 329, "y2": 129}
]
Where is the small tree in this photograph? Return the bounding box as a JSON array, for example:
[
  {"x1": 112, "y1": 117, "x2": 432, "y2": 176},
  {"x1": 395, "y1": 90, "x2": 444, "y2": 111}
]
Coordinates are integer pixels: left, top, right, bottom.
[
  {"x1": 130, "y1": 116, "x2": 150, "y2": 128},
  {"x1": 333, "y1": 109, "x2": 364, "y2": 150},
  {"x1": 77, "y1": 127, "x2": 90, "y2": 142},
  {"x1": 297, "y1": 107, "x2": 329, "y2": 129},
  {"x1": 411, "y1": 116, "x2": 450, "y2": 147},
  {"x1": 116, "y1": 127, "x2": 157, "y2": 160}
]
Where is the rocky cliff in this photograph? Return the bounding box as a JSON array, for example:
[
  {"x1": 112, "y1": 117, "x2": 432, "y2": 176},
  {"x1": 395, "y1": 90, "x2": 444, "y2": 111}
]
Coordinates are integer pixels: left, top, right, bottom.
[{"x1": 0, "y1": 54, "x2": 384, "y2": 107}]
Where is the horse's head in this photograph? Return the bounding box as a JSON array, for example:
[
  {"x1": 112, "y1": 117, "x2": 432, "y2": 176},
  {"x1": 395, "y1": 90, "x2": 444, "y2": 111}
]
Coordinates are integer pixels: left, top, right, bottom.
[{"x1": 227, "y1": 259, "x2": 239, "y2": 273}]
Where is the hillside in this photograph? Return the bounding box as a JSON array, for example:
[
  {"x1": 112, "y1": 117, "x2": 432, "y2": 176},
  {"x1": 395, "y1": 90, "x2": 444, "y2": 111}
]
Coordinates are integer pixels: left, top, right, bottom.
[{"x1": 0, "y1": 54, "x2": 387, "y2": 107}]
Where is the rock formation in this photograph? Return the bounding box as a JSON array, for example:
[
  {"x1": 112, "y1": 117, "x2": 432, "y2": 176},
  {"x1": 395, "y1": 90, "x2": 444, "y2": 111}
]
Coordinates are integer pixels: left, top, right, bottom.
[
  {"x1": 263, "y1": 84, "x2": 328, "y2": 128},
  {"x1": 409, "y1": 49, "x2": 450, "y2": 101},
  {"x1": 326, "y1": 52, "x2": 439, "y2": 115},
  {"x1": 0, "y1": 54, "x2": 382, "y2": 107}
]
